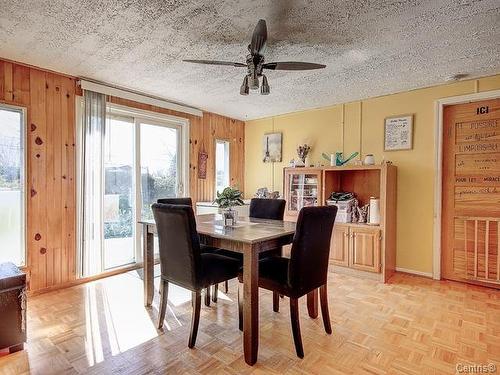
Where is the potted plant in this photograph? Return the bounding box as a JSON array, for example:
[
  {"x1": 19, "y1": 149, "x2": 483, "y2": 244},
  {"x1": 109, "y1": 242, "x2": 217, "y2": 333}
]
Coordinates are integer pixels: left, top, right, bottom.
[{"x1": 214, "y1": 186, "x2": 244, "y2": 226}]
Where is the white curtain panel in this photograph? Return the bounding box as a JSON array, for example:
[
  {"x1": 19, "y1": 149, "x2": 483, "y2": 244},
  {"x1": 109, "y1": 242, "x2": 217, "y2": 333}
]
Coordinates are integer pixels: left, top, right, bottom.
[{"x1": 82, "y1": 90, "x2": 106, "y2": 277}]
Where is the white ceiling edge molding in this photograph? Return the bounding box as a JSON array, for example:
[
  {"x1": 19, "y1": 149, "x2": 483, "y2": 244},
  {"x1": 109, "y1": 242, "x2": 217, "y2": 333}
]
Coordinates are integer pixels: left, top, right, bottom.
[{"x1": 78, "y1": 79, "x2": 203, "y2": 117}]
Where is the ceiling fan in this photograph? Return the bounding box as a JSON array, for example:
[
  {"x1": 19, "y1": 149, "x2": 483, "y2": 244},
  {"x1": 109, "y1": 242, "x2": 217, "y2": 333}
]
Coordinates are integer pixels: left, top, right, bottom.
[{"x1": 183, "y1": 19, "x2": 326, "y2": 95}]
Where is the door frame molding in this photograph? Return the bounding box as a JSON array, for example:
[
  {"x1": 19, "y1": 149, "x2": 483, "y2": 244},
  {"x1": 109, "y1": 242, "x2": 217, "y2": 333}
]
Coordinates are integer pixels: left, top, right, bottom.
[{"x1": 433, "y1": 89, "x2": 500, "y2": 280}]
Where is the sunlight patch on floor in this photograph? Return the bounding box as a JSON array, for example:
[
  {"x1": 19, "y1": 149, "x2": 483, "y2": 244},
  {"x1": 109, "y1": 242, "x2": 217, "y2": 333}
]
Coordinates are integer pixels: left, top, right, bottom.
[{"x1": 81, "y1": 274, "x2": 159, "y2": 364}]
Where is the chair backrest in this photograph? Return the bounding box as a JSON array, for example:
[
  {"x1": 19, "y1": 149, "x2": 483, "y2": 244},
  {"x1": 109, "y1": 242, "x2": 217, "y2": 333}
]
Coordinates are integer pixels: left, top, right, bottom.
[
  {"x1": 157, "y1": 197, "x2": 193, "y2": 207},
  {"x1": 288, "y1": 206, "x2": 337, "y2": 294},
  {"x1": 249, "y1": 198, "x2": 286, "y2": 220},
  {"x1": 152, "y1": 203, "x2": 201, "y2": 290}
]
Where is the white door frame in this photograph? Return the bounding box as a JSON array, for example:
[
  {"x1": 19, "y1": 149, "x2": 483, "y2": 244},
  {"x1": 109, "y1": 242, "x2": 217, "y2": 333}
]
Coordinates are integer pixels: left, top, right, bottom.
[
  {"x1": 432, "y1": 89, "x2": 500, "y2": 280},
  {"x1": 107, "y1": 103, "x2": 191, "y2": 265}
]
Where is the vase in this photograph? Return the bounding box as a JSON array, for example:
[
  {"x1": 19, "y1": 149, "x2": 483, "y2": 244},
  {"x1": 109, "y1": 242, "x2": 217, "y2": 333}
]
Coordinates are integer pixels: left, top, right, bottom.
[
  {"x1": 363, "y1": 154, "x2": 375, "y2": 165},
  {"x1": 222, "y1": 208, "x2": 237, "y2": 226}
]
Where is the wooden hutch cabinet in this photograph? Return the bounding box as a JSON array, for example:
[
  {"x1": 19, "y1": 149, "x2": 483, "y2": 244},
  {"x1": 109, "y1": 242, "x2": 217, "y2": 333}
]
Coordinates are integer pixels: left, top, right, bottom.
[{"x1": 283, "y1": 164, "x2": 397, "y2": 283}]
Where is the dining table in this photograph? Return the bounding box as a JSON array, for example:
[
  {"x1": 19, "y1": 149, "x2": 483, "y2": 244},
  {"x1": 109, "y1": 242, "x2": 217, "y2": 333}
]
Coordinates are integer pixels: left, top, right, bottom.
[{"x1": 139, "y1": 213, "x2": 319, "y2": 365}]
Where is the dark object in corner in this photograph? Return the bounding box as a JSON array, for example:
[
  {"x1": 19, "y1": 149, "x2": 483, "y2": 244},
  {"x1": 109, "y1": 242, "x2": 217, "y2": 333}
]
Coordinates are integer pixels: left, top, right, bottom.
[{"x1": 0, "y1": 262, "x2": 27, "y2": 353}]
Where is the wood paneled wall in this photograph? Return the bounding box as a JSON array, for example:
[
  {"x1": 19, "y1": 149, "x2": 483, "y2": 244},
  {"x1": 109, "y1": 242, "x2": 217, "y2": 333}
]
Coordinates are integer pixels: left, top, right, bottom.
[
  {"x1": 0, "y1": 60, "x2": 77, "y2": 292},
  {"x1": 0, "y1": 58, "x2": 244, "y2": 292}
]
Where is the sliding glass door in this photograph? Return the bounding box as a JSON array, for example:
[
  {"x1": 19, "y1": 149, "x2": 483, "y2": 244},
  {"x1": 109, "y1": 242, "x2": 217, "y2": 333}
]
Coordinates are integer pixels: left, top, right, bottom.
[
  {"x1": 81, "y1": 104, "x2": 186, "y2": 276},
  {"x1": 103, "y1": 115, "x2": 135, "y2": 270},
  {"x1": 140, "y1": 122, "x2": 180, "y2": 221},
  {"x1": 0, "y1": 106, "x2": 25, "y2": 265}
]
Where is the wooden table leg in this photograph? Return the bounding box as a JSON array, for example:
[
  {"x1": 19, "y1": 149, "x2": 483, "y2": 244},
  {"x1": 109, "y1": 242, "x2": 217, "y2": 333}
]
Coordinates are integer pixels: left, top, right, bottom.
[
  {"x1": 143, "y1": 225, "x2": 154, "y2": 307},
  {"x1": 243, "y1": 243, "x2": 259, "y2": 365},
  {"x1": 307, "y1": 289, "x2": 318, "y2": 318}
]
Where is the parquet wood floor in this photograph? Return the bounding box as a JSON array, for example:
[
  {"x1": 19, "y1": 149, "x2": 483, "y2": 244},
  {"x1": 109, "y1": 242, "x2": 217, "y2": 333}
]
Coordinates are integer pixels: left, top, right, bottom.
[{"x1": 0, "y1": 270, "x2": 499, "y2": 374}]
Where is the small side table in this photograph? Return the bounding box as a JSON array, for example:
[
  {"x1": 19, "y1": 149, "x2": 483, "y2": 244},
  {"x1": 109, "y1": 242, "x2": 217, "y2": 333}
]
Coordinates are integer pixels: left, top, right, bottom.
[{"x1": 0, "y1": 262, "x2": 27, "y2": 353}]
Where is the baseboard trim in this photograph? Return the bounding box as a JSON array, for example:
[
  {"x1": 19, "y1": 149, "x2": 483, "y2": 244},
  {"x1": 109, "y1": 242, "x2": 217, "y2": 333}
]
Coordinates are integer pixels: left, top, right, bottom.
[
  {"x1": 395, "y1": 267, "x2": 433, "y2": 279},
  {"x1": 28, "y1": 264, "x2": 141, "y2": 296}
]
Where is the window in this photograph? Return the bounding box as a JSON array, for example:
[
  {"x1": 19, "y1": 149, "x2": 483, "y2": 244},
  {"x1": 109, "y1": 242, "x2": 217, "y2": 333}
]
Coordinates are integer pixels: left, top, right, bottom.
[
  {"x1": 215, "y1": 140, "x2": 230, "y2": 194},
  {"x1": 0, "y1": 105, "x2": 25, "y2": 265}
]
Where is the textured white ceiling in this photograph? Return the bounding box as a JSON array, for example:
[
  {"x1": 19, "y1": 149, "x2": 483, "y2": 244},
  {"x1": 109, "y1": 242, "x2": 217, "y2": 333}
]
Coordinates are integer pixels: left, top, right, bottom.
[{"x1": 1, "y1": 0, "x2": 499, "y2": 120}]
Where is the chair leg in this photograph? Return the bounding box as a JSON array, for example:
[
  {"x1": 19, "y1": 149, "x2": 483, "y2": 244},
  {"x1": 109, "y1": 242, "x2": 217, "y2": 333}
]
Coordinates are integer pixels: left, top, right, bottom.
[
  {"x1": 319, "y1": 283, "x2": 332, "y2": 334},
  {"x1": 237, "y1": 283, "x2": 243, "y2": 332},
  {"x1": 224, "y1": 280, "x2": 229, "y2": 293},
  {"x1": 204, "y1": 287, "x2": 210, "y2": 306},
  {"x1": 273, "y1": 291, "x2": 279, "y2": 312},
  {"x1": 157, "y1": 280, "x2": 169, "y2": 329},
  {"x1": 290, "y1": 298, "x2": 304, "y2": 358},
  {"x1": 188, "y1": 291, "x2": 201, "y2": 348},
  {"x1": 212, "y1": 284, "x2": 218, "y2": 303}
]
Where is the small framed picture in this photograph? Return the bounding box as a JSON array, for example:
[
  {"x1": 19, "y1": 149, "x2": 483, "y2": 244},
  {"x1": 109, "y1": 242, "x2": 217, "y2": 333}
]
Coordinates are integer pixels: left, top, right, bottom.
[
  {"x1": 262, "y1": 132, "x2": 282, "y2": 162},
  {"x1": 384, "y1": 114, "x2": 413, "y2": 151}
]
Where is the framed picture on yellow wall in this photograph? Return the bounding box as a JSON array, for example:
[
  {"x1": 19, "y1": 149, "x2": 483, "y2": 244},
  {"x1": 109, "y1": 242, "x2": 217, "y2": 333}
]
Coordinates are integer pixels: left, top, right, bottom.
[
  {"x1": 384, "y1": 114, "x2": 413, "y2": 151},
  {"x1": 263, "y1": 132, "x2": 282, "y2": 162}
]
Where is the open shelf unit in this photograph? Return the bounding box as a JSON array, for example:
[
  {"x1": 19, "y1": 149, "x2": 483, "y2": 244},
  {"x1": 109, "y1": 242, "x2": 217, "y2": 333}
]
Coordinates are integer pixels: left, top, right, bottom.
[{"x1": 284, "y1": 164, "x2": 397, "y2": 283}]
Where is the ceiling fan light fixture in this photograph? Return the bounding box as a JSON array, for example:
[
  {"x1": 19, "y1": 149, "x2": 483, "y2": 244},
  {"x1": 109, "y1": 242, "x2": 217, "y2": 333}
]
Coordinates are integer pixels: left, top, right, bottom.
[
  {"x1": 240, "y1": 75, "x2": 249, "y2": 95},
  {"x1": 261, "y1": 75, "x2": 270, "y2": 95},
  {"x1": 183, "y1": 19, "x2": 326, "y2": 96},
  {"x1": 250, "y1": 73, "x2": 259, "y2": 90}
]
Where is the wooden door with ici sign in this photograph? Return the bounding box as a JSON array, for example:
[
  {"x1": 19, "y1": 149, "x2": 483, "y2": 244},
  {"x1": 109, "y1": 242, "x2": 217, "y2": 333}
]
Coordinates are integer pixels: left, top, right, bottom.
[{"x1": 442, "y1": 98, "x2": 499, "y2": 287}]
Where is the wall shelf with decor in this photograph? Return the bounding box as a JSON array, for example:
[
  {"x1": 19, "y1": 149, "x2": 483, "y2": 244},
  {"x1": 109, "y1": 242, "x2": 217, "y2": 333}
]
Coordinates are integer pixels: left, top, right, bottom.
[{"x1": 283, "y1": 164, "x2": 397, "y2": 283}]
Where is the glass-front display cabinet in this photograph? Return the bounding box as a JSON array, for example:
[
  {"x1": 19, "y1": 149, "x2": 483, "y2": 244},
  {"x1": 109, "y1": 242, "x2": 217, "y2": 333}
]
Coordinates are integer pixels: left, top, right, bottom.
[{"x1": 283, "y1": 168, "x2": 322, "y2": 221}]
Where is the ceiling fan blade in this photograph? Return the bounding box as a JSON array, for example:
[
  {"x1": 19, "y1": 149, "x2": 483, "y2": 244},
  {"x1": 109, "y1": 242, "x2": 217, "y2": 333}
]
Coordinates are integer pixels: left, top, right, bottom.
[
  {"x1": 183, "y1": 59, "x2": 246, "y2": 67},
  {"x1": 250, "y1": 19, "x2": 267, "y2": 55},
  {"x1": 263, "y1": 62, "x2": 326, "y2": 70}
]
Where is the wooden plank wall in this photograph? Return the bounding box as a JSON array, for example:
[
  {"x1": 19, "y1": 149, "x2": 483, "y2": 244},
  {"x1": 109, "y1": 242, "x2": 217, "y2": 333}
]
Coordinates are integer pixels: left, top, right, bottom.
[
  {"x1": 1, "y1": 58, "x2": 244, "y2": 292},
  {"x1": 0, "y1": 60, "x2": 77, "y2": 292}
]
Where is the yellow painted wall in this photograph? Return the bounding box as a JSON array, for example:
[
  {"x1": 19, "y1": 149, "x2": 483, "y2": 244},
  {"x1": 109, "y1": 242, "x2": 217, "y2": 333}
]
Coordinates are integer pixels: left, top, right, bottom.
[{"x1": 244, "y1": 74, "x2": 500, "y2": 274}]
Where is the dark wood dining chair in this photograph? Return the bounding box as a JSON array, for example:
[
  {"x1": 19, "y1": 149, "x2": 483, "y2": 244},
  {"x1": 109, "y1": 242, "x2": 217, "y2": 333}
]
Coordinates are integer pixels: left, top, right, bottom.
[
  {"x1": 156, "y1": 197, "x2": 220, "y2": 306},
  {"x1": 157, "y1": 197, "x2": 193, "y2": 206},
  {"x1": 152, "y1": 203, "x2": 240, "y2": 348},
  {"x1": 213, "y1": 198, "x2": 286, "y2": 300},
  {"x1": 237, "y1": 206, "x2": 337, "y2": 358}
]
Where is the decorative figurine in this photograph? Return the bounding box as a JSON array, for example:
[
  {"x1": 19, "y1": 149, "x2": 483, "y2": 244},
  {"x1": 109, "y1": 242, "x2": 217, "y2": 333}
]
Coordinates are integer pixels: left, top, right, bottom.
[
  {"x1": 351, "y1": 199, "x2": 360, "y2": 223},
  {"x1": 255, "y1": 187, "x2": 280, "y2": 199},
  {"x1": 357, "y1": 204, "x2": 369, "y2": 223}
]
